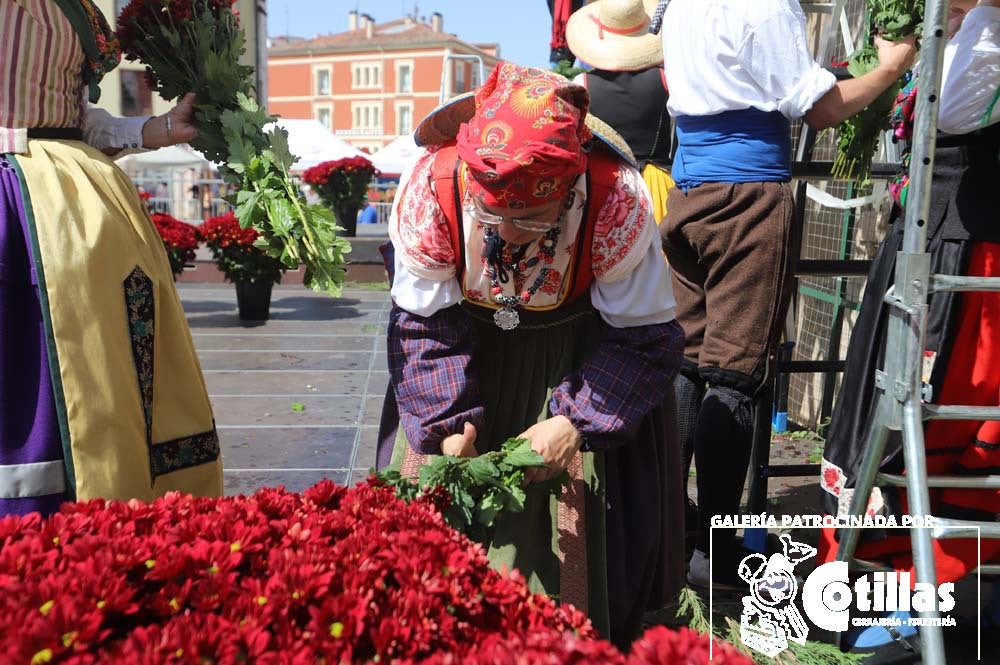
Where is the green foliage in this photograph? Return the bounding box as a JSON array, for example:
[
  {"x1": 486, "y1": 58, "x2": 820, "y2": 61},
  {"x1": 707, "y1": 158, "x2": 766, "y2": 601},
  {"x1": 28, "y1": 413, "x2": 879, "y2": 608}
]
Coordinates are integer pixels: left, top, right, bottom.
[
  {"x1": 677, "y1": 587, "x2": 711, "y2": 633},
  {"x1": 831, "y1": 1, "x2": 925, "y2": 184},
  {"x1": 375, "y1": 438, "x2": 567, "y2": 544},
  {"x1": 551, "y1": 59, "x2": 585, "y2": 81},
  {"x1": 209, "y1": 245, "x2": 285, "y2": 284},
  {"x1": 119, "y1": 4, "x2": 349, "y2": 296},
  {"x1": 221, "y1": 95, "x2": 351, "y2": 296}
]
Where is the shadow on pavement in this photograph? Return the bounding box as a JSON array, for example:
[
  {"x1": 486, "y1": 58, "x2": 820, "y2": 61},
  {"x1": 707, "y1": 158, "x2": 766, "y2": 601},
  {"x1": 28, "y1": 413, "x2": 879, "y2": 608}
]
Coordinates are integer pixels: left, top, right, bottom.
[
  {"x1": 267, "y1": 296, "x2": 365, "y2": 321},
  {"x1": 178, "y1": 300, "x2": 237, "y2": 314}
]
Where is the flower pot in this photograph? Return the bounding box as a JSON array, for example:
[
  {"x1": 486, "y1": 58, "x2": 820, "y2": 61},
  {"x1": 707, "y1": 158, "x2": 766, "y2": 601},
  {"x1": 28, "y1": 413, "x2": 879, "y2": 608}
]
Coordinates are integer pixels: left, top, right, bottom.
[
  {"x1": 336, "y1": 204, "x2": 359, "y2": 238},
  {"x1": 235, "y1": 280, "x2": 274, "y2": 321}
]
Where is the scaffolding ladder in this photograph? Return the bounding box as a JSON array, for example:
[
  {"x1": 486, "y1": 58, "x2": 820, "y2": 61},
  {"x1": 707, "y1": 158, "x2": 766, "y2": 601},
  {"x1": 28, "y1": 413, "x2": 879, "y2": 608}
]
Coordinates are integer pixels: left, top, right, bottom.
[{"x1": 830, "y1": 0, "x2": 1000, "y2": 663}]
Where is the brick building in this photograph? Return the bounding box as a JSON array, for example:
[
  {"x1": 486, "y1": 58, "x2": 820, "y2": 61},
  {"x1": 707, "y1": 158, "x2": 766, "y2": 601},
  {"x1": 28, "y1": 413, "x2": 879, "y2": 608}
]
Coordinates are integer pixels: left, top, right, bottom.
[{"x1": 267, "y1": 11, "x2": 501, "y2": 153}]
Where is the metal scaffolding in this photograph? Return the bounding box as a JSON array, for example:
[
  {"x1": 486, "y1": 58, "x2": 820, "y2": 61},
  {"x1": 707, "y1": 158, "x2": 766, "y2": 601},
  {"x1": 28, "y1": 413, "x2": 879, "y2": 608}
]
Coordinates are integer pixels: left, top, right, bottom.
[
  {"x1": 827, "y1": 1, "x2": 997, "y2": 663},
  {"x1": 746, "y1": 1, "x2": 995, "y2": 661}
]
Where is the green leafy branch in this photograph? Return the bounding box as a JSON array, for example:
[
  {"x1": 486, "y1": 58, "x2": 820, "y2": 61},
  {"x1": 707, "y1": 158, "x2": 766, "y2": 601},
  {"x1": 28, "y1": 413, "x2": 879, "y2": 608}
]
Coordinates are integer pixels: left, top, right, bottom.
[
  {"x1": 831, "y1": 1, "x2": 925, "y2": 185},
  {"x1": 120, "y1": 4, "x2": 349, "y2": 296},
  {"x1": 376, "y1": 438, "x2": 568, "y2": 544},
  {"x1": 221, "y1": 95, "x2": 349, "y2": 295}
]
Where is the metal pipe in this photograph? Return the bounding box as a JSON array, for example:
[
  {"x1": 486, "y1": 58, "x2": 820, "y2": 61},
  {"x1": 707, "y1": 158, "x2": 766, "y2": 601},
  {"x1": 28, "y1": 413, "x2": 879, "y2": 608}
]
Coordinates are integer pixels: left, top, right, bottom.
[
  {"x1": 790, "y1": 161, "x2": 900, "y2": 179},
  {"x1": 780, "y1": 359, "x2": 845, "y2": 373},
  {"x1": 900, "y1": 1, "x2": 949, "y2": 254},
  {"x1": 878, "y1": 473, "x2": 1000, "y2": 489},
  {"x1": 931, "y1": 274, "x2": 1000, "y2": 292},
  {"x1": 932, "y1": 518, "x2": 1000, "y2": 540},
  {"x1": 924, "y1": 404, "x2": 1000, "y2": 421},
  {"x1": 815, "y1": 0, "x2": 848, "y2": 77},
  {"x1": 835, "y1": 405, "x2": 890, "y2": 563},
  {"x1": 796, "y1": 259, "x2": 872, "y2": 276},
  {"x1": 746, "y1": 379, "x2": 776, "y2": 514},
  {"x1": 901, "y1": 399, "x2": 946, "y2": 663}
]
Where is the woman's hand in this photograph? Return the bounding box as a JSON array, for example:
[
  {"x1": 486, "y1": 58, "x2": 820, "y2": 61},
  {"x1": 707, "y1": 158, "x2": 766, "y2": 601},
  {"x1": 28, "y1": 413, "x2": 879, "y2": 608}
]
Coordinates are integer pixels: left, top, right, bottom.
[
  {"x1": 142, "y1": 92, "x2": 199, "y2": 148},
  {"x1": 874, "y1": 34, "x2": 918, "y2": 78},
  {"x1": 441, "y1": 422, "x2": 478, "y2": 458},
  {"x1": 519, "y1": 415, "x2": 583, "y2": 484}
]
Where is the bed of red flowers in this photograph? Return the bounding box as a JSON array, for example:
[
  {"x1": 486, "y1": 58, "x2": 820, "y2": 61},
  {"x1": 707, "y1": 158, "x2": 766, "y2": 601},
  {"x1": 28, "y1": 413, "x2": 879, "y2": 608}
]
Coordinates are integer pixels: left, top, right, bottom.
[
  {"x1": 150, "y1": 212, "x2": 200, "y2": 278},
  {"x1": 0, "y1": 480, "x2": 752, "y2": 664}
]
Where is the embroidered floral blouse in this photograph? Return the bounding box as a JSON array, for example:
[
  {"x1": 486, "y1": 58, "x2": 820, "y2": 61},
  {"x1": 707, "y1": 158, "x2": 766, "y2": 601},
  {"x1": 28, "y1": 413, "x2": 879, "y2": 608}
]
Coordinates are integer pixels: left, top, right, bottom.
[
  {"x1": 386, "y1": 147, "x2": 683, "y2": 454},
  {"x1": 388, "y1": 147, "x2": 676, "y2": 327}
]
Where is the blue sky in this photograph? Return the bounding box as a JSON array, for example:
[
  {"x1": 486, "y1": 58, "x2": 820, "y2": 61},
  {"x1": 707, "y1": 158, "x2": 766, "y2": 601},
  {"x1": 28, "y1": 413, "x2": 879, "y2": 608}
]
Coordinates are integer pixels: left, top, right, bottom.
[{"x1": 267, "y1": 0, "x2": 555, "y2": 69}]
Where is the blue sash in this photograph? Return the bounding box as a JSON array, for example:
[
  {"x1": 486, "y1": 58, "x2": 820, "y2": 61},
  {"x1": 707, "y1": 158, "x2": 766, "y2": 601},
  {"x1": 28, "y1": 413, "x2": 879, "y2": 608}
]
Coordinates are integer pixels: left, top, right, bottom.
[{"x1": 671, "y1": 108, "x2": 792, "y2": 190}]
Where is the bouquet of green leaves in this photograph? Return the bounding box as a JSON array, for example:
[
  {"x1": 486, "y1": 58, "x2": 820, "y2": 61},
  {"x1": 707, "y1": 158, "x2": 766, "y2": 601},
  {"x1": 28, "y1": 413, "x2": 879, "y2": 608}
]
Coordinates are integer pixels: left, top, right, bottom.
[
  {"x1": 376, "y1": 438, "x2": 568, "y2": 544},
  {"x1": 117, "y1": 0, "x2": 349, "y2": 295},
  {"x1": 831, "y1": 0, "x2": 924, "y2": 185}
]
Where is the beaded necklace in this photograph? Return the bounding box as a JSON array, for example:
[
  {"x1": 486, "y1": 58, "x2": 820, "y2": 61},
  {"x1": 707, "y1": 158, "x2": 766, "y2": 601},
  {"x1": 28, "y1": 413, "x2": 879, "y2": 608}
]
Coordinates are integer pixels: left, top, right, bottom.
[{"x1": 482, "y1": 225, "x2": 561, "y2": 330}]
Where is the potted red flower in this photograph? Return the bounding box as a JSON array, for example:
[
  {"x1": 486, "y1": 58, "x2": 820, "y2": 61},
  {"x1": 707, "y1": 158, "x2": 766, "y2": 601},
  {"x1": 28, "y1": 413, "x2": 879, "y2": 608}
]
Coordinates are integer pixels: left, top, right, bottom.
[
  {"x1": 200, "y1": 211, "x2": 285, "y2": 320},
  {"x1": 302, "y1": 156, "x2": 380, "y2": 237},
  {"x1": 150, "y1": 212, "x2": 200, "y2": 280}
]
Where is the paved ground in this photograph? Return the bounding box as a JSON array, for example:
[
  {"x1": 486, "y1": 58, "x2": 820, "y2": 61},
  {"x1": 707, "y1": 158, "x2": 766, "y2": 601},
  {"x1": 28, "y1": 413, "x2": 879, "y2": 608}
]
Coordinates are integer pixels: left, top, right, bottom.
[{"x1": 177, "y1": 283, "x2": 392, "y2": 496}]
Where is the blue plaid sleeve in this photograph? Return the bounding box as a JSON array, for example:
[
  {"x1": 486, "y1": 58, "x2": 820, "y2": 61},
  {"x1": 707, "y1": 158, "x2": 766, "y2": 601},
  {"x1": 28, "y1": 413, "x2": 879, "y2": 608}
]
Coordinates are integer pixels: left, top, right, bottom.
[
  {"x1": 387, "y1": 304, "x2": 484, "y2": 455},
  {"x1": 549, "y1": 319, "x2": 684, "y2": 450}
]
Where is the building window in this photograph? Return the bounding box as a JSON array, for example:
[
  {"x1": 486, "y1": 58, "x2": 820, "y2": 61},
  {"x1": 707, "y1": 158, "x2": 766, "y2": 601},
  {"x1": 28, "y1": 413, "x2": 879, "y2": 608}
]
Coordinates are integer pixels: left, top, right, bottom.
[
  {"x1": 352, "y1": 102, "x2": 382, "y2": 133},
  {"x1": 316, "y1": 107, "x2": 331, "y2": 129},
  {"x1": 471, "y1": 65, "x2": 482, "y2": 90},
  {"x1": 120, "y1": 69, "x2": 153, "y2": 117},
  {"x1": 397, "y1": 63, "x2": 412, "y2": 93},
  {"x1": 454, "y1": 62, "x2": 466, "y2": 93},
  {"x1": 397, "y1": 104, "x2": 412, "y2": 135},
  {"x1": 352, "y1": 62, "x2": 382, "y2": 90},
  {"x1": 315, "y1": 68, "x2": 331, "y2": 96}
]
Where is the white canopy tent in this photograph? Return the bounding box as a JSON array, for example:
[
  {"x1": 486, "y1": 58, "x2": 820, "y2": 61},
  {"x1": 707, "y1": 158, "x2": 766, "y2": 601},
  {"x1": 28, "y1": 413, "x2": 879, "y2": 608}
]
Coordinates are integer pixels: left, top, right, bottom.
[
  {"x1": 269, "y1": 118, "x2": 367, "y2": 172},
  {"x1": 115, "y1": 144, "x2": 212, "y2": 172},
  {"x1": 370, "y1": 134, "x2": 424, "y2": 176},
  {"x1": 115, "y1": 120, "x2": 368, "y2": 174}
]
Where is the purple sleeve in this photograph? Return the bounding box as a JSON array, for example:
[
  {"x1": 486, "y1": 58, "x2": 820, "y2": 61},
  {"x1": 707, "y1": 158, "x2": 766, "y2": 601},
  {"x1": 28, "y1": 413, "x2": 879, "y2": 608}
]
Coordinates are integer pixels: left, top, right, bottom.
[
  {"x1": 387, "y1": 304, "x2": 484, "y2": 455},
  {"x1": 549, "y1": 319, "x2": 685, "y2": 450}
]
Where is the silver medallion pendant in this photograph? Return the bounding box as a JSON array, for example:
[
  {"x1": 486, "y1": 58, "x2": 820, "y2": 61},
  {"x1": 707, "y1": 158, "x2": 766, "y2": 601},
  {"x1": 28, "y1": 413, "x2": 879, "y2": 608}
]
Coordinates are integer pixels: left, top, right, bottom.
[{"x1": 494, "y1": 307, "x2": 520, "y2": 331}]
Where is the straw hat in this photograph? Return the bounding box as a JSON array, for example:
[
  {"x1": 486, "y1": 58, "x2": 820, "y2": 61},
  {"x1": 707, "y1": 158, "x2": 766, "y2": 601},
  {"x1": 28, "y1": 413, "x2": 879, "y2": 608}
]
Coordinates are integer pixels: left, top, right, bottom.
[
  {"x1": 565, "y1": 0, "x2": 664, "y2": 72},
  {"x1": 414, "y1": 92, "x2": 637, "y2": 167}
]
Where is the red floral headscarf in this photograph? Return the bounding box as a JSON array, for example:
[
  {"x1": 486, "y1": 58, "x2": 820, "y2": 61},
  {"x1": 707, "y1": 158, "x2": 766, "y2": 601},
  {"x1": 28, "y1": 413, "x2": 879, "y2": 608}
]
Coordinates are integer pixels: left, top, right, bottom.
[{"x1": 456, "y1": 62, "x2": 592, "y2": 210}]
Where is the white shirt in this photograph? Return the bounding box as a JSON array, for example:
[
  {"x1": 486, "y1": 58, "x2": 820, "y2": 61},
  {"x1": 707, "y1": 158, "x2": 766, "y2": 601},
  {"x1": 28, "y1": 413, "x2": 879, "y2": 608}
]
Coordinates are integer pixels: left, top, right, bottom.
[
  {"x1": 391, "y1": 237, "x2": 675, "y2": 329},
  {"x1": 660, "y1": 0, "x2": 837, "y2": 119},
  {"x1": 83, "y1": 103, "x2": 150, "y2": 153},
  {"x1": 939, "y1": 6, "x2": 1000, "y2": 134}
]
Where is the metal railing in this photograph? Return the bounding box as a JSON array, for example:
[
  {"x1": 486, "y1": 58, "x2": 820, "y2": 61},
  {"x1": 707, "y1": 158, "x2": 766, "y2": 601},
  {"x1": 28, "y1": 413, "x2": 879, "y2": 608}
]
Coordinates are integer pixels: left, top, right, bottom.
[{"x1": 132, "y1": 176, "x2": 232, "y2": 224}]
